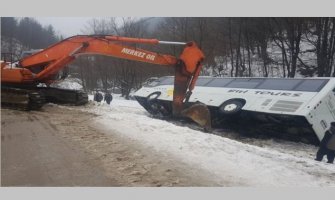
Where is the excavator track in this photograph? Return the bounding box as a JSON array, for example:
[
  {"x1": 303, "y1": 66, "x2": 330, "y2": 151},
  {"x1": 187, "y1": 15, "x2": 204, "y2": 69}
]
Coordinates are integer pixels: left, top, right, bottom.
[
  {"x1": 1, "y1": 86, "x2": 88, "y2": 111},
  {"x1": 1, "y1": 87, "x2": 45, "y2": 111},
  {"x1": 40, "y1": 87, "x2": 88, "y2": 106}
]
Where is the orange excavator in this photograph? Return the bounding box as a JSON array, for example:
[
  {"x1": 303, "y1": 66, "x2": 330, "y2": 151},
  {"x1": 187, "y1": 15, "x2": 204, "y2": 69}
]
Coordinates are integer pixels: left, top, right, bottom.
[{"x1": 1, "y1": 35, "x2": 211, "y2": 129}]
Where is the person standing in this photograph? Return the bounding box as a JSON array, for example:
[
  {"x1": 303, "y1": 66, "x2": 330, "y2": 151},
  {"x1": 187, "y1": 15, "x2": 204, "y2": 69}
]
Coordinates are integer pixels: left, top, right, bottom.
[
  {"x1": 104, "y1": 93, "x2": 113, "y2": 105},
  {"x1": 315, "y1": 122, "x2": 335, "y2": 163},
  {"x1": 94, "y1": 91, "x2": 103, "y2": 103},
  {"x1": 326, "y1": 122, "x2": 335, "y2": 163}
]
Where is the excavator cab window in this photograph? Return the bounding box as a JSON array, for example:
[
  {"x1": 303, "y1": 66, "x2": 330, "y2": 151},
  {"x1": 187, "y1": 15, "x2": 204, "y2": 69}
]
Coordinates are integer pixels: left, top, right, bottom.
[{"x1": 20, "y1": 49, "x2": 43, "y2": 59}]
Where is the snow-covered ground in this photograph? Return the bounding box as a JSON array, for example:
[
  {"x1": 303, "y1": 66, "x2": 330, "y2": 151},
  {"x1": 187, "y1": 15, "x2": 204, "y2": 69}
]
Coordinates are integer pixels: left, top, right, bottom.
[
  {"x1": 69, "y1": 95, "x2": 335, "y2": 187},
  {"x1": 50, "y1": 77, "x2": 83, "y2": 90}
]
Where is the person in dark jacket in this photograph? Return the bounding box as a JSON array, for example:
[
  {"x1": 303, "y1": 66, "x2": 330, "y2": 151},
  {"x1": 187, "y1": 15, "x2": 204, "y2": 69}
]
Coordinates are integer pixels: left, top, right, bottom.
[
  {"x1": 94, "y1": 91, "x2": 103, "y2": 103},
  {"x1": 104, "y1": 93, "x2": 113, "y2": 105},
  {"x1": 315, "y1": 122, "x2": 335, "y2": 163}
]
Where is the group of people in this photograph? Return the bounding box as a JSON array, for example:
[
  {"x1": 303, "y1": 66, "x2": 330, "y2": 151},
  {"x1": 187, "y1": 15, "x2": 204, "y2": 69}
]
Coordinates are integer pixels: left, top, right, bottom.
[
  {"x1": 315, "y1": 122, "x2": 335, "y2": 164},
  {"x1": 94, "y1": 91, "x2": 113, "y2": 105}
]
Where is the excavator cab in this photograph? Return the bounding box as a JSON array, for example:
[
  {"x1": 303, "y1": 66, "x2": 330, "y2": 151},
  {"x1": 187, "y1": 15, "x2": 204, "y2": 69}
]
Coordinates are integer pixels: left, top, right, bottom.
[{"x1": 20, "y1": 49, "x2": 43, "y2": 59}]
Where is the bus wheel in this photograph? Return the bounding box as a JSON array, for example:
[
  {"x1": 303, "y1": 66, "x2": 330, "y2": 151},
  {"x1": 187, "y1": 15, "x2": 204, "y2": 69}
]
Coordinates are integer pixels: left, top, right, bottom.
[
  {"x1": 218, "y1": 99, "x2": 245, "y2": 115},
  {"x1": 146, "y1": 92, "x2": 169, "y2": 117}
]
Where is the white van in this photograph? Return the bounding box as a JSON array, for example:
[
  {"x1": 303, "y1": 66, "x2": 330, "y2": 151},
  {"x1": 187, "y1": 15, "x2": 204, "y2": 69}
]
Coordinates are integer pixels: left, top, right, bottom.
[{"x1": 134, "y1": 76, "x2": 335, "y2": 144}]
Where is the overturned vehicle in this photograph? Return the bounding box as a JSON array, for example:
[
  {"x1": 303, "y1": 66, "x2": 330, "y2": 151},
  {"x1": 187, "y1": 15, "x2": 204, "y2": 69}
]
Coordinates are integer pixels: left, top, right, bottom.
[{"x1": 134, "y1": 76, "x2": 335, "y2": 145}]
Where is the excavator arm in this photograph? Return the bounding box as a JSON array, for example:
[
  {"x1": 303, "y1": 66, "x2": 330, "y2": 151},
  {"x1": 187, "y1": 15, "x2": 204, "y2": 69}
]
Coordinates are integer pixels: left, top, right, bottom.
[{"x1": 1, "y1": 35, "x2": 211, "y2": 129}]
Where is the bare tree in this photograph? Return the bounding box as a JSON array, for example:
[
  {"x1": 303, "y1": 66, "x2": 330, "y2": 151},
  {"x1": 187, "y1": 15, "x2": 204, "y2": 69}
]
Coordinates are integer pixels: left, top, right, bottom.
[{"x1": 314, "y1": 18, "x2": 335, "y2": 77}]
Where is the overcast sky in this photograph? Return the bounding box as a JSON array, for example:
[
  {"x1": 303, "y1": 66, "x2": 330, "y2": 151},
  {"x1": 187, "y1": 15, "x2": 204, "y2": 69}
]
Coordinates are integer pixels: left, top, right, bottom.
[{"x1": 35, "y1": 17, "x2": 94, "y2": 37}]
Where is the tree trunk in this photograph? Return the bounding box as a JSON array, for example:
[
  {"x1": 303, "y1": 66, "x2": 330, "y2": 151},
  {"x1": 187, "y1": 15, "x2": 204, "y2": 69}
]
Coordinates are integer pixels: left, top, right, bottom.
[
  {"x1": 229, "y1": 19, "x2": 234, "y2": 77},
  {"x1": 235, "y1": 20, "x2": 242, "y2": 77}
]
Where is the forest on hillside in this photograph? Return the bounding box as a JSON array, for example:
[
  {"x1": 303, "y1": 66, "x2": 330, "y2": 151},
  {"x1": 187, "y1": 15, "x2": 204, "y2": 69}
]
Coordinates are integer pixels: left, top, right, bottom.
[
  {"x1": 1, "y1": 17, "x2": 334, "y2": 98},
  {"x1": 1, "y1": 17, "x2": 60, "y2": 61}
]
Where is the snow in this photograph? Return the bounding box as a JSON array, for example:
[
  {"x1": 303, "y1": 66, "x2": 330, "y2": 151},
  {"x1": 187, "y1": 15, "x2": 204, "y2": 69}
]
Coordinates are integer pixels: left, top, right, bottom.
[
  {"x1": 68, "y1": 96, "x2": 335, "y2": 186},
  {"x1": 50, "y1": 77, "x2": 83, "y2": 90}
]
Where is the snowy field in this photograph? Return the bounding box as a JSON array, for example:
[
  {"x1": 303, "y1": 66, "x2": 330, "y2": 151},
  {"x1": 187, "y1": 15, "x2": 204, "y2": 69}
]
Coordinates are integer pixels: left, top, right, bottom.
[{"x1": 70, "y1": 95, "x2": 335, "y2": 186}]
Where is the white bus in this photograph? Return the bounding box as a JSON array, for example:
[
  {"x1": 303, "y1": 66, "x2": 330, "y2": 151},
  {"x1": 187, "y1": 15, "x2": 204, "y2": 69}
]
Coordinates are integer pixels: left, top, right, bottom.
[{"x1": 134, "y1": 76, "x2": 335, "y2": 144}]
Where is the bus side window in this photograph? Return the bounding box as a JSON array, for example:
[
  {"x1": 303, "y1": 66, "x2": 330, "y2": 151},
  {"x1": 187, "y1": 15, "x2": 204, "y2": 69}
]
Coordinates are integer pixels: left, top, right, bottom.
[
  {"x1": 226, "y1": 78, "x2": 264, "y2": 89},
  {"x1": 257, "y1": 79, "x2": 301, "y2": 91},
  {"x1": 294, "y1": 79, "x2": 328, "y2": 92},
  {"x1": 206, "y1": 78, "x2": 234, "y2": 87},
  {"x1": 158, "y1": 77, "x2": 174, "y2": 86},
  {"x1": 195, "y1": 77, "x2": 213, "y2": 86}
]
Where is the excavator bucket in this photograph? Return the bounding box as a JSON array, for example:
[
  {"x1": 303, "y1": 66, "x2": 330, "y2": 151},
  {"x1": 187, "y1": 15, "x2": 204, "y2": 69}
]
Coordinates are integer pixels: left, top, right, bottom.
[{"x1": 181, "y1": 103, "x2": 212, "y2": 132}]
